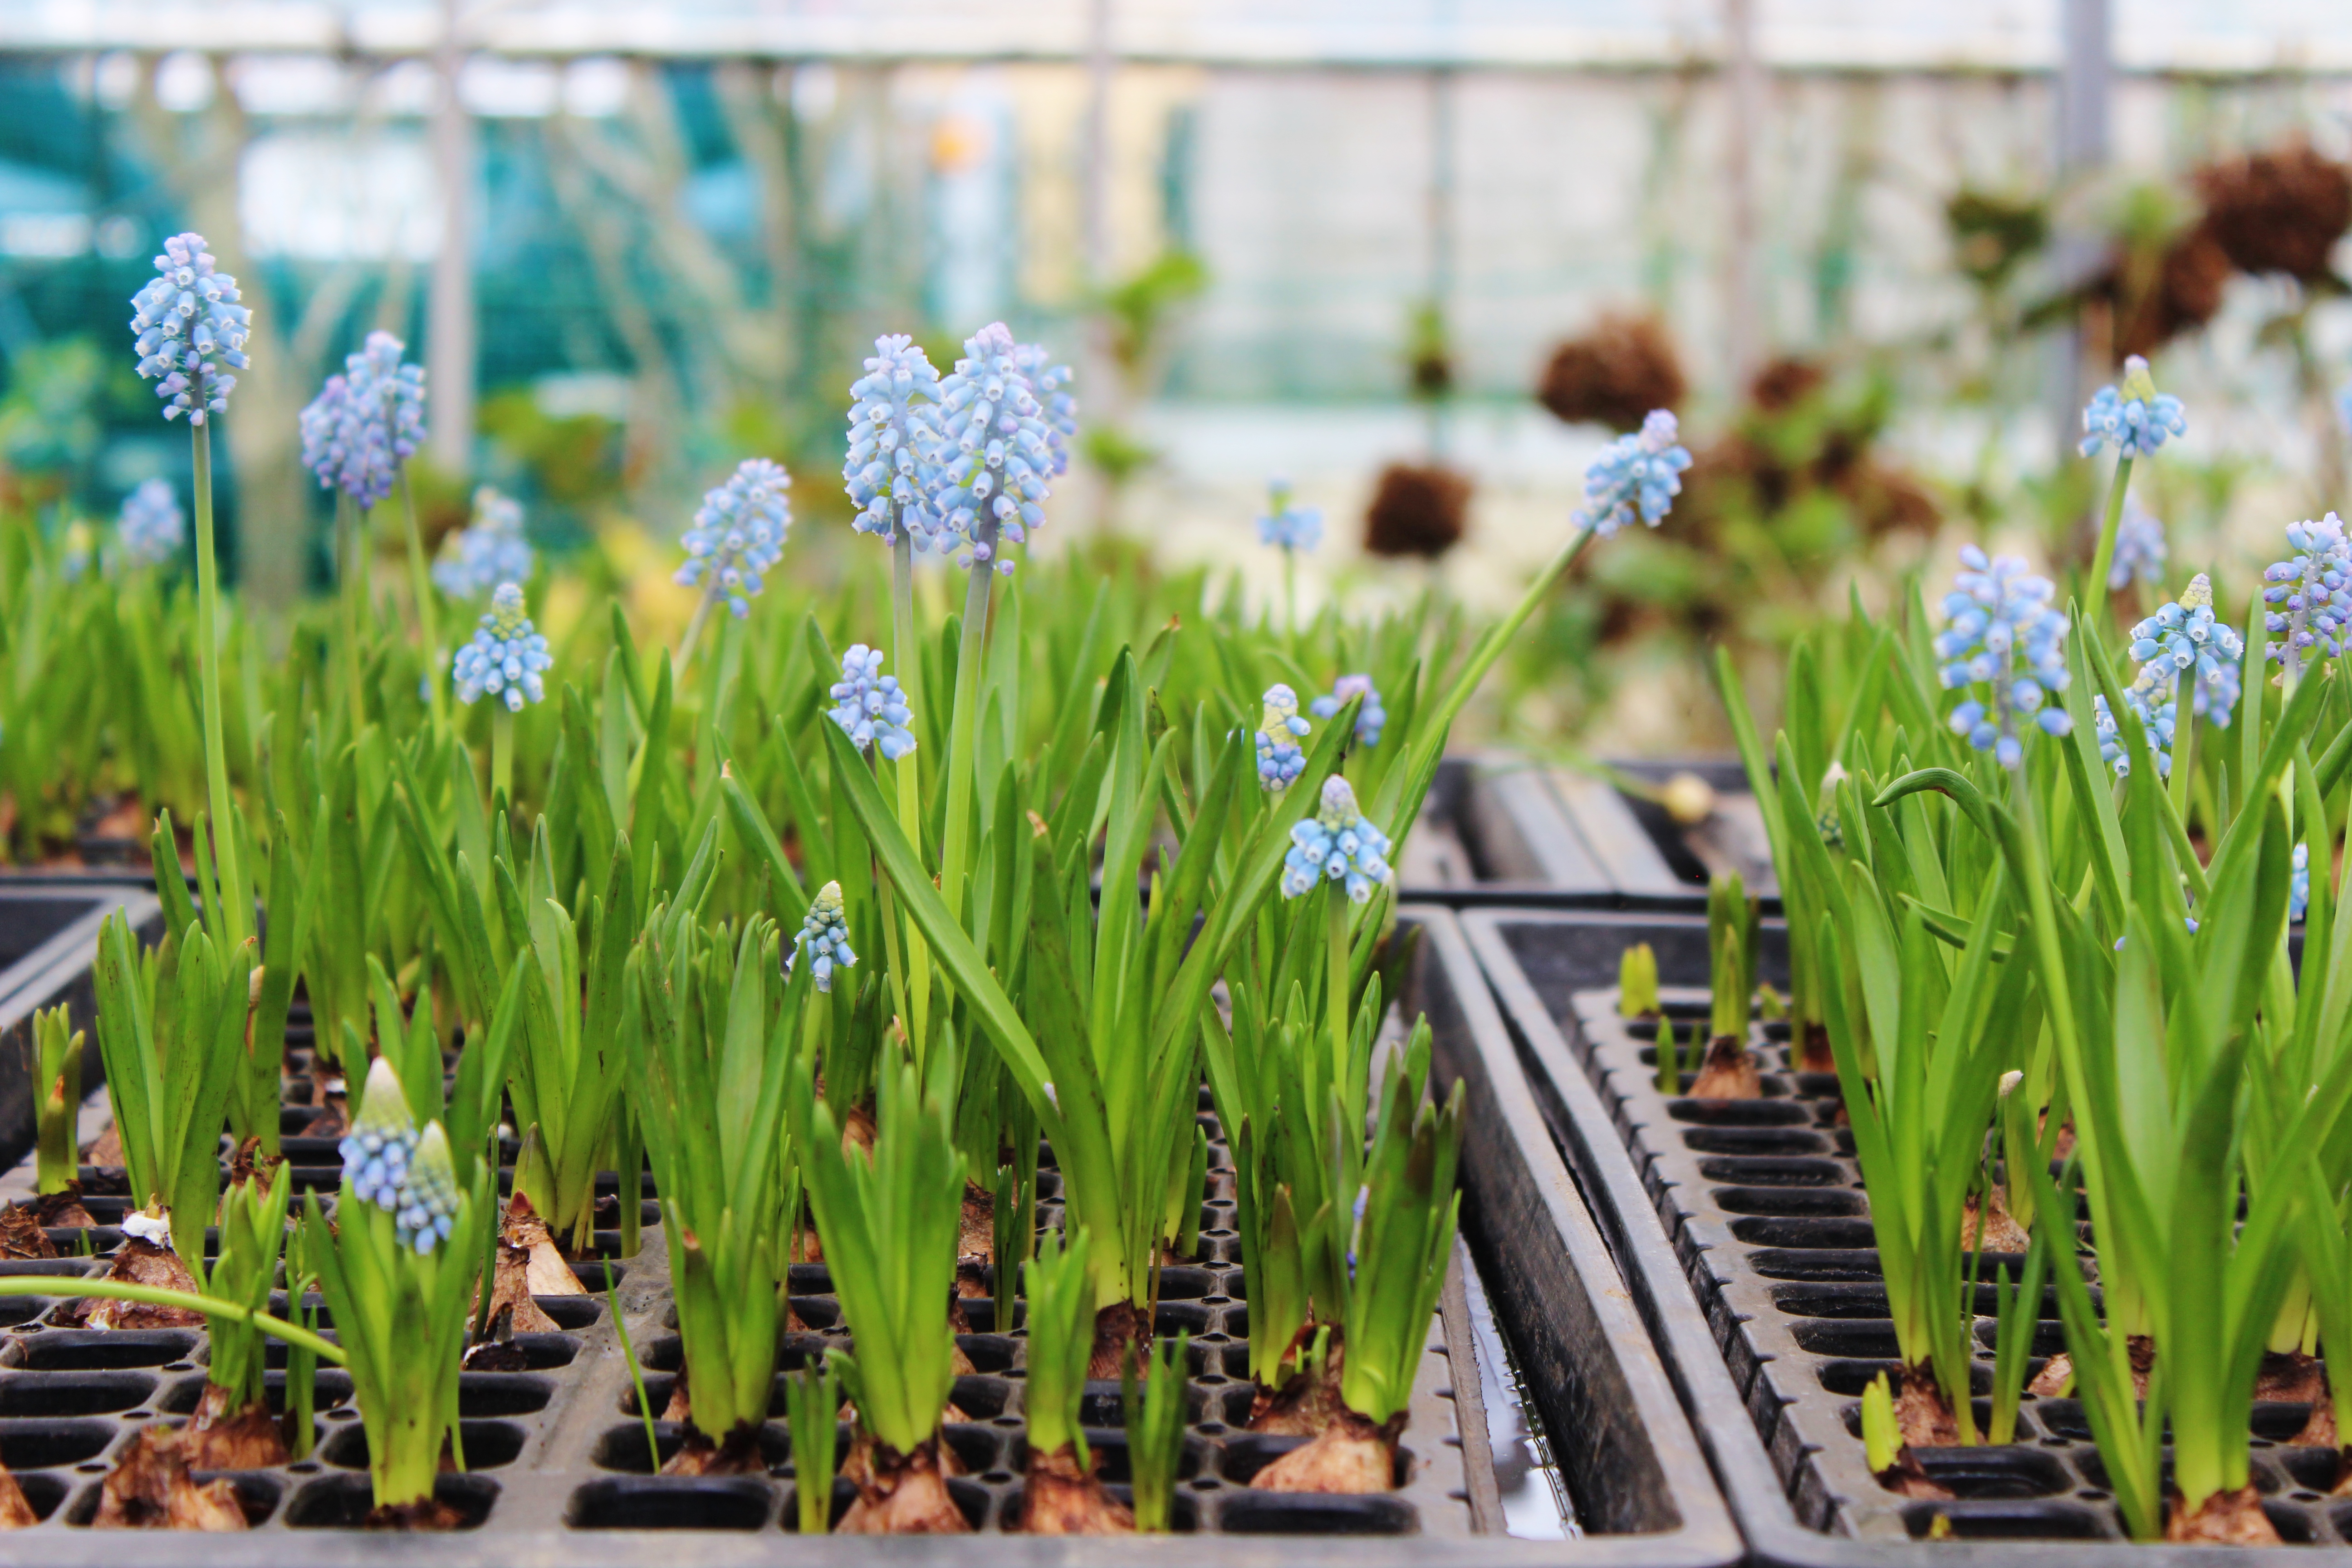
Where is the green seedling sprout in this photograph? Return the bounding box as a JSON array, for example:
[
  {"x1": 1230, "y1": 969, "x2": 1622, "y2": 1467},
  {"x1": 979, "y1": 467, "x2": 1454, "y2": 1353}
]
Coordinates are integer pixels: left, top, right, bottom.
[
  {"x1": 91, "y1": 907, "x2": 247, "y2": 1260},
  {"x1": 789, "y1": 1043, "x2": 966, "y2": 1529},
  {"x1": 604, "y1": 1274, "x2": 662, "y2": 1473},
  {"x1": 1691, "y1": 871, "x2": 1756, "y2": 1096},
  {"x1": 183, "y1": 1161, "x2": 292, "y2": 1464},
  {"x1": 302, "y1": 1057, "x2": 494, "y2": 1519},
  {"x1": 785, "y1": 1358, "x2": 842, "y2": 1534},
  {"x1": 1019, "y1": 1225, "x2": 1134, "y2": 1532},
  {"x1": 1654, "y1": 1012, "x2": 1679, "y2": 1096},
  {"x1": 622, "y1": 906, "x2": 803, "y2": 1470},
  {"x1": 1123, "y1": 1329, "x2": 1190, "y2": 1532},
  {"x1": 26, "y1": 1004, "x2": 81, "y2": 1197},
  {"x1": 1859, "y1": 1372, "x2": 1901, "y2": 1475},
  {"x1": 1617, "y1": 941, "x2": 1659, "y2": 1019}
]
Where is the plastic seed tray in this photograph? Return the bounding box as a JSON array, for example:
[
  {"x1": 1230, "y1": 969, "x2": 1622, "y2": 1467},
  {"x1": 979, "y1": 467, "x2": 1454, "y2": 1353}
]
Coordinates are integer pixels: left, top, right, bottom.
[
  {"x1": 1467, "y1": 907, "x2": 2352, "y2": 1567},
  {"x1": 0, "y1": 903, "x2": 1746, "y2": 1564}
]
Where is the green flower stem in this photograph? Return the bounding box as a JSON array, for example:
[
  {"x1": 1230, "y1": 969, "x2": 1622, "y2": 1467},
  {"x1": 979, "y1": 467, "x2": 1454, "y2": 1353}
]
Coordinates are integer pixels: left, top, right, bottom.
[
  {"x1": 337, "y1": 488, "x2": 368, "y2": 742},
  {"x1": 675, "y1": 584, "x2": 718, "y2": 672},
  {"x1": 0, "y1": 1277, "x2": 345, "y2": 1364},
  {"x1": 1327, "y1": 883, "x2": 1352, "y2": 1091},
  {"x1": 492, "y1": 707, "x2": 514, "y2": 810},
  {"x1": 2086, "y1": 453, "x2": 2134, "y2": 622},
  {"x1": 190, "y1": 425, "x2": 251, "y2": 955},
  {"x1": 938, "y1": 563, "x2": 994, "y2": 935},
  {"x1": 395, "y1": 467, "x2": 448, "y2": 729},
  {"x1": 1283, "y1": 549, "x2": 1298, "y2": 639},
  {"x1": 888, "y1": 532, "x2": 935, "y2": 1052},
  {"x1": 1392, "y1": 524, "x2": 1597, "y2": 834}
]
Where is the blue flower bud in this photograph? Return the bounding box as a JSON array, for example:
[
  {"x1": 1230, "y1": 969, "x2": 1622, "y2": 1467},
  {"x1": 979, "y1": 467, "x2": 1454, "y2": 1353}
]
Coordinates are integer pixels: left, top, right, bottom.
[
  {"x1": 2079, "y1": 355, "x2": 2186, "y2": 459},
  {"x1": 433, "y1": 487, "x2": 534, "y2": 599},
  {"x1": 116, "y1": 477, "x2": 184, "y2": 568},
  {"x1": 129, "y1": 233, "x2": 250, "y2": 426},
  {"x1": 1572, "y1": 410, "x2": 1691, "y2": 537},
  {"x1": 452, "y1": 583, "x2": 551, "y2": 710},
  {"x1": 678, "y1": 459, "x2": 791, "y2": 617},
  {"x1": 827, "y1": 645, "x2": 917, "y2": 761}
]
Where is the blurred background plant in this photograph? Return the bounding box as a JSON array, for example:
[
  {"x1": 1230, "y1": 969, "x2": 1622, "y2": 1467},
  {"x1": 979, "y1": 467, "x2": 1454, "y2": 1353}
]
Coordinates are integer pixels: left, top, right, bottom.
[{"x1": 1, "y1": 6, "x2": 2351, "y2": 758}]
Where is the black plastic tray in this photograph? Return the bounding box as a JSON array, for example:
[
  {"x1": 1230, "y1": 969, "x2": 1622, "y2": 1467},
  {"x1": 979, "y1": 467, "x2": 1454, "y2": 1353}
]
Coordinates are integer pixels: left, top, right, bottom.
[
  {"x1": 0, "y1": 886, "x2": 163, "y2": 1180},
  {"x1": 1410, "y1": 758, "x2": 1773, "y2": 911},
  {"x1": 1465, "y1": 906, "x2": 2352, "y2": 1564},
  {"x1": 0, "y1": 904, "x2": 1744, "y2": 1563}
]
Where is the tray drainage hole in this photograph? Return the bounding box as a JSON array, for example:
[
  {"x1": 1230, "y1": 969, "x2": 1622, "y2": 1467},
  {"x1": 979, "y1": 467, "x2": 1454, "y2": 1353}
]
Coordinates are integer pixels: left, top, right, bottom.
[
  {"x1": 162, "y1": 1362, "x2": 194, "y2": 1372},
  {"x1": 122, "y1": 1410, "x2": 151, "y2": 1420}
]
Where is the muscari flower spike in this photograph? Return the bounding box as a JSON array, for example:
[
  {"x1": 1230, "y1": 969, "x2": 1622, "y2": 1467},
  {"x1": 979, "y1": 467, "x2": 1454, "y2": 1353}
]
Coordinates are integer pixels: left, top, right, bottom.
[
  {"x1": 1932, "y1": 545, "x2": 2073, "y2": 769},
  {"x1": 129, "y1": 232, "x2": 250, "y2": 426},
  {"x1": 678, "y1": 458, "x2": 792, "y2": 617},
  {"x1": 2263, "y1": 513, "x2": 2352, "y2": 671},
  {"x1": 2093, "y1": 674, "x2": 2178, "y2": 778},
  {"x1": 339, "y1": 1058, "x2": 457, "y2": 1254},
  {"x1": 1255, "y1": 684, "x2": 1312, "y2": 792},
  {"x1": 1572, "y1": 409, "x2": 1691, "y2": 537},
  {"x1": 789, "y1": 881, "x2": 857, "y2": 994},
  {"x1": 2292, "y1": 843, "x2": 2312, "y2": 924},
  {"x1": 1310, "y1": 673, "x2": 1387, "y2": 748},
  {"x1": 2108, "y1": 495, "x2": 2167, "y2": 591},
  {"x1": 2130, "y1": 570, "x2": 2244, "y2": 714},
  {"x1": 433, "y1": 486, "x2": 534, "y2": 599},
  {"x1": 844, "y1": 334, "x2": 944, "y2": 548},
  {"x1": 930, "y1": 323, "x2": 1056, "y2": 574},
  {"x1": 452, "y1": 583, "x2": 551, "y2": 712},
  {"x1": 116, "y1": 477, "x2": 184, "y2": 568},
  {"x1": 1256, "y1": 476, "x2": 1323, "y2": 553},
  {"x1": 2079, "y1": 354, "x2": 2186, "y2": 459},
  {"x1": 1281, "y1": 775, "x2": 1396, "y2": 904},
  {"x1": 298, "y1": 332, "x2": 426, "y2": 508},
  {"x1": 827, "y1": 644, "x2": 917, "y2": 762}
]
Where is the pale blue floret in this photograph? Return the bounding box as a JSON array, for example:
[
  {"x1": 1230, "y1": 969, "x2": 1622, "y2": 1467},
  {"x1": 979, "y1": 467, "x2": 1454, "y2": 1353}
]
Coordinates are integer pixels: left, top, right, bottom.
[
  {"x1": 129, "y1": 232, "x2": 250, "y2": 426},
  {"x1": 1310, "y1": 674, "x2": 1386, "y2": 747},
  {"x1": 789, "y1": 881, "x2": 858, "y2": 994},
  {"x1": 2108, "y1": 495, "x2": 2167, "y2": 591},
  {"x1": 1932, "y1": 545, "x2": 2073, "y2": 769},
  {"x1": 1255, "y1": 684, "x2": 1312, "y2": 792},
  {"x1": 1572, "y1": 410, "x2": 1691, "y2": 537},
  {"x1": 2263, "y1": 513, "x2": 2352, "y2": 671},
  {"x1": 1256, "y1": 476, "x2": 1323, "y2": 553},
  {"x1": 2094, "y1": 677, "x2": 2177, "y2": 779},
  {"x1": 2079, "y1": 355, "x2": 2186, "y2": 459},
  {"x1": 928, "y1": 323, "x2": 1058, "y2": 574},
  {"x1": 844, "y1": 334, "x2": 944, "y2": 548},
  {"x1": 677, "y1": 459, "x2": 792, "y2": 617},
  {"x1": 116, "y1": 477, "x2": 184, "y2": 568},
  {"x1": 452, "y1": 583, "x2": 551, "y2": 711},
  {"x1": 1280, "y1": 775, "x2": 1396, "y2": 904},
  {"x1": 433, "y1": 486, "x2": 534, "y2": 598},
  {"x1": 827, "y1": 644, "x2": 917, "y2": 762},
  {"x1": 2292, "y1": 843, "x2": 2312, "y2": 924}
]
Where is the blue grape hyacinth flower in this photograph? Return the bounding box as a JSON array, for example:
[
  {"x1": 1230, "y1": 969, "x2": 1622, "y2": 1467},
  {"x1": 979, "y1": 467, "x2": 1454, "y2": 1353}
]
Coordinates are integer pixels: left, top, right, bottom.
[
  {"x1": 297, "y1": 332, "x2": 426, "y2": 508},
  {"x1": 1256, "y1": 476, "x2": 1323, "y2": 553},
  {"x1": 1281, "y1": 775, "x2": 1396, "y2": 904},
  {"x1": 116, "y1": 477, "x2": 184, "y2": 568},
  {"x1": 129, "y1": 233, "x2": 250, "y2": 426},
  {"x1": 930, "y1": 322, "x2": 1057, "y2": 574},
  {"x1": 1572, "y1": 409, "x2": 1692, "y2": 537},
  {"x1": 1255, "y1": 684, "x2": 1312, "y2": 792},
  {"x1": 678, "y1": 458, "x2": 792, "y2": 617},
  {"x1": 2292, "y1": 843, "x2": 2313, "y2": 923},
  {"x1": 844, "y1": 334, "x2": 944, "y2": 548},
  {"x1": 2263, "y1": 513, "x2": 2352, "y2": 673},
  {"x1": 1932, "y1": 545, "x2": 2073, "y2": 769},
  {"x1": 452, "y1": 583, "x2": 551, "y2": 711},
  {"x1": 2108, "y1": 495, "x2": 2167, "y2": 591},
  {"x1": 2129, "y1": 571, "x2": 2243, "y2": 710},
  {"x1": 433, "y1": 486, "x2": 534, "y2": 599},
  {"x1": 340, "y1": 1058, "x2": 456, "y2": 1254},
  {"x1": 2079, "y1": 355, "x2": 2185, "y2": 459},
  {"x1": 1310, "y1": 674, "x2": 1387, "y2": 748},
  {"x1": 789, "y1": 881, "x2": 858, "y2": 994},
  {"x1": 827, "y1": 644, "x2": 917, "y2": 761}
]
